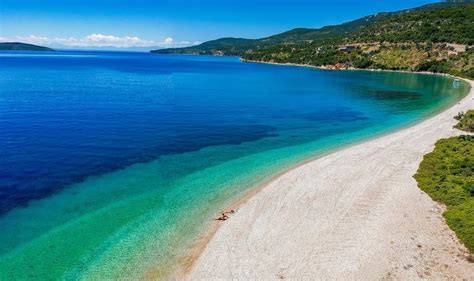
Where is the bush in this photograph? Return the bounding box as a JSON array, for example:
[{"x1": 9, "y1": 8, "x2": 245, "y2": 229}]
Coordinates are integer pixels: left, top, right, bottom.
[
  {"x1": 414, "y1": 135, "x2": 474, "y2": 252},
  {"x1": 454, "y1": 111, "x2": 465, "y2": 120},
  {"x1": 455, "y1": 110, "x2": 474, "y2": 132}
]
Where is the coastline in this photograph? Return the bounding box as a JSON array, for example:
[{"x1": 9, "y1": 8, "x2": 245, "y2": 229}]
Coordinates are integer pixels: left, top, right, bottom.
[
  {"x1": 241, "y1": 58, "x2": 463, "y2": 78},
  {"x1": 185, "y1": 76, "x2": 473, "y2": 279}
]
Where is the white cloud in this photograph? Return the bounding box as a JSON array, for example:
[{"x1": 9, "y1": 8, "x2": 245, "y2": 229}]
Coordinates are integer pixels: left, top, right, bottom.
[
  {"x1": 163, "y1": 37, "x2": 173, "y2": 45},
  {"x1": 0, "y1": 34, "x2": 196, "y2": 48},
  {"x1": 15, "y1": 35, "x2": 51, "y2": 45}
]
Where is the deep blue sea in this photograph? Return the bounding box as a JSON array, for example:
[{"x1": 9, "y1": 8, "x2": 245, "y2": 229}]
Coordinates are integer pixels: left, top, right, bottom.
[{"x1": 0, "y1": 50, "x2": 468, "y2": 279}]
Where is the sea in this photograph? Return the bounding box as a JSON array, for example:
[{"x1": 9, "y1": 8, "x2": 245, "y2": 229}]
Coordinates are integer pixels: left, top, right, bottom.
[{"x1": 0, "y1": 50, "x2": 469, "y2": 279}]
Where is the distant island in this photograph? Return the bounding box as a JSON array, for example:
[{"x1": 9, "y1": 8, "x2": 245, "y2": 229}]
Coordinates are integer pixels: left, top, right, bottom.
[
  {"x1": 153, "y1": 0, "x2": 473, "y2": 78},
  {"x1": 0, "y1": 42, "x2": 54, "y2": 51}
]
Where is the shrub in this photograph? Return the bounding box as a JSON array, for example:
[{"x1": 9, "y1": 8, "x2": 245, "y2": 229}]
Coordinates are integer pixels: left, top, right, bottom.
[
  {"x1": 414, "y1": 135, "x2": 474, "y2": 252},
  {"x1": 455, "y1": 110, "x2": 474, "y2": 132}
]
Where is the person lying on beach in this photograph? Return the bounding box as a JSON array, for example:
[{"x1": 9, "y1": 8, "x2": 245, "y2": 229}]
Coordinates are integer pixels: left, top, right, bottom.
[
  {"x1": 215, "y1": 209, "x2": 237, "y2": 221},
  {"x1": 215, "y1": 212, "x2": 229, "y2": 221}
]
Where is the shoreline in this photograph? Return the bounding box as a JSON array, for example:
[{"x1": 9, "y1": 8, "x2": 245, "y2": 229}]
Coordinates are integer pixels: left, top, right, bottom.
[
  {"x1": 185, "y1": 75, "x2": 473, "y2": 279},
  {"x1": 241, "y1": 58, "x2": 463, "y2": 78}
]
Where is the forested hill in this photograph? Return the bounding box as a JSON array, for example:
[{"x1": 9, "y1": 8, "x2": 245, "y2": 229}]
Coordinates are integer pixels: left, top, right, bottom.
[
  {"x1": 243, "y1": 3, "x2": 474, "y2": 78},
  {"x1": 152, "y1": 0, "x2": 472, "y2": 56},
  {"x1": 346, "y1": 3, "x2": 473, "y2": 45},
  {"x1": 0, "y1": 42, "x2": 54, "y2": 51},
  {"x1": 152, "y1": 13, "x2": 392, "y2": 55}
]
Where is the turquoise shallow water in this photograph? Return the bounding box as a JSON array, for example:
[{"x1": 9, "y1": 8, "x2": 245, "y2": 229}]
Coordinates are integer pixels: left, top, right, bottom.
[{"x1": 0, "y1": 51, "x2": 469, "y2": 279}]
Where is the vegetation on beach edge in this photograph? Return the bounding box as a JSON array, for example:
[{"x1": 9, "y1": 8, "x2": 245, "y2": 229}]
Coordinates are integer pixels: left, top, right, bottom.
[
  {"x1": 454, "y1": 110, "x2": 474, "y2": 132},
  {"x1": 414, "y1": 112, "x2": 474, "y2": 254}
]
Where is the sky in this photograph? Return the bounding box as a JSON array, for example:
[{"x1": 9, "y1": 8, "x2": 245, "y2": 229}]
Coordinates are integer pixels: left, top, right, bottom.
[{"x1": 0, "y1": 0, "x2": 441, "y2": 50}]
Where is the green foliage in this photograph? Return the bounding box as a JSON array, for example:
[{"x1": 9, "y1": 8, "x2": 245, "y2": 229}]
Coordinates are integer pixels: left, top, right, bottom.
[
  {"x1": 350, "y1": 4, "x2": 474, "y2": 45},
  {"x1": 455, "y1": 110, "x2": 474, "y2": 132},
  {"x1": 243, "y1": 4, "x2": 474, "y2": 78},
  {"x1": 445, "y1": 201, "x2": 474, "y2": 253},
  {"x1": 245, "y1": 41, "x2": 473, "y2": 79},
  {"x1": 415, "y1": 49, "x2": 474, "y2": 78},
  {"x1": 370, "y1": 45, "x2": 429, "y2": 70},
  {"x1": 414, "y1": 135, "x2": 474, "y2": 252}
]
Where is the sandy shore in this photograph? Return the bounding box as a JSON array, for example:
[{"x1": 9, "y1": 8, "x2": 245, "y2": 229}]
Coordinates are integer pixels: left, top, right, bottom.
[{"x1": 187, "y1": 79, "x2": 473, "y2": 280}]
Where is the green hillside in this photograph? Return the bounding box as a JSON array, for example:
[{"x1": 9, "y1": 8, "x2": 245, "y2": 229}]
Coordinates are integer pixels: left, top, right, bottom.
[
  {"x1": 154, "y1": 38, "x2": 254, "y2": 55},
  {"x1": 347, "y1": 3, "x2": 474, "y2": 45},
  {"x1": 243, "y1": 3, "x2": 474, "y2": 78},
  {"x1": 152, "y1": 0, "x2": 472, "y2": 56},
  {"x1": 152, "y1": 11, "x2": 398, "y2": 55},
  {"x1": 0, "y1": 42, "x2": 54, "y2": 51}
]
